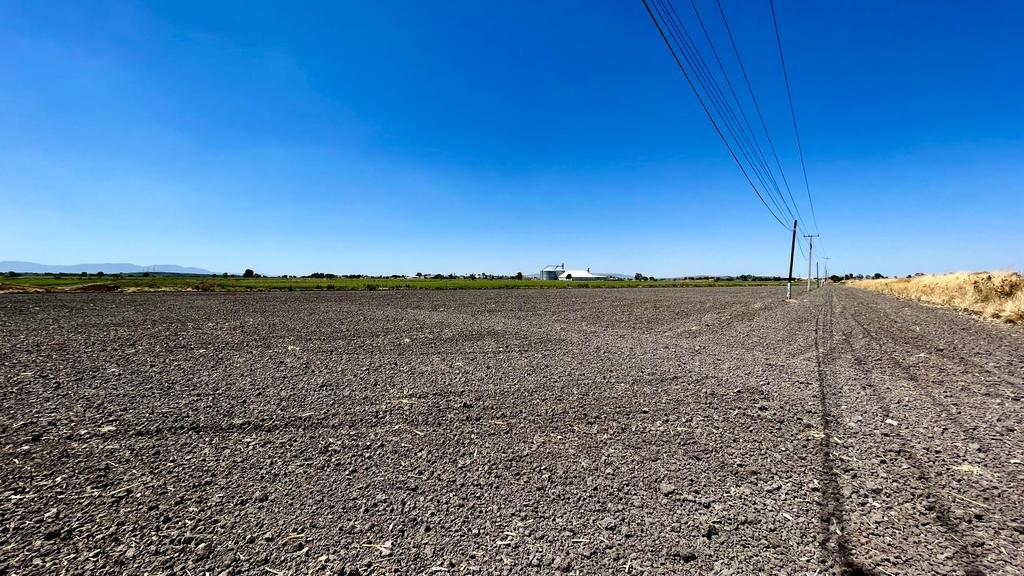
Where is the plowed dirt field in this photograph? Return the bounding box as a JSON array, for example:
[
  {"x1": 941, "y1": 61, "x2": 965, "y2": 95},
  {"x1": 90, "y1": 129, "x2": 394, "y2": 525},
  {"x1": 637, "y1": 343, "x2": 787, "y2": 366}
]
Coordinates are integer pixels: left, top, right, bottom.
[{"x1": 2, "y1": 287, "x2": 1022, "y2": 574}]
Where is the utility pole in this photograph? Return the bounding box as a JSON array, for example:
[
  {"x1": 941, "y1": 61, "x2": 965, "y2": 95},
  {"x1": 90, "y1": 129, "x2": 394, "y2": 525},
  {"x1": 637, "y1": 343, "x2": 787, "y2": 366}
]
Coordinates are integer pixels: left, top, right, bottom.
[
  {"x1": 803, "y1": 234, "x2": 818, "y2": 292},
  {"x1": 823, "y1": 257, "x2": 831, "y2": 284},
  {"x1": 816, "y1": 262, "x2": 820, "y2": 288},
  {"x1": 786, "y1": 220, "x2": 797, "y2": 299}
]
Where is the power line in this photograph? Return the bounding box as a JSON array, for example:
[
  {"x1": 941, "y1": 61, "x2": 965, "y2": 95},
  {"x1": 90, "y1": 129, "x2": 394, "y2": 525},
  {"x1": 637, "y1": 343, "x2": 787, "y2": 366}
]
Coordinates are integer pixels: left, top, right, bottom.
[
  {"x1": 681, "y1": 0, "x2": 801, "y2": 225},
  {"x1": 708, "y1": 0, "x2": 813, "y2": 264},
  {"x1": 714, "y1": 0, "x2": 806, "y2": 231},
  {"x1": 642, "y1": 0, "x2": 787, "y2": 228},
  {"x1": 659, "y1": 0, "x2": 795, "y2": 225},
  {"x1": 659, "y1": 0, "x2": 819, "y2": 263},
  {"x1": 643, "y1": 0, "x2": 818, "y2": 268},
  {"x1": 769, "y1": 0, "x2": 822, "y2": 242},
  {"x1": 656, "y1": 1, "x2": 777, "y2": 205}
]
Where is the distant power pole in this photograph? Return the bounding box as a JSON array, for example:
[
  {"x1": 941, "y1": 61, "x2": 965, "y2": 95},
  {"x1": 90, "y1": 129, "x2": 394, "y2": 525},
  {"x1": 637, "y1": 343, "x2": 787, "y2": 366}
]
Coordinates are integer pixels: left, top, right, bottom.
[
  {"x1": 816, "y1": 262, "x2": 820, "y2": 288},
  {"x1": 803, "y1": 234, "x2": 818, "y2": 292},
  {"x1": 786, "y1": 220, "x2": 797, "y2": 299},
  {"x1": 823, "y1": 257, "x2": 831, "y2": 284}
]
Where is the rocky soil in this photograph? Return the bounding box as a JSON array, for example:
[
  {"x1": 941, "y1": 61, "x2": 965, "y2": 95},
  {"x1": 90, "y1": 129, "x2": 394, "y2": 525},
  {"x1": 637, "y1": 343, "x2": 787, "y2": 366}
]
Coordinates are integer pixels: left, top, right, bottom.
[{"x1": 1, "y1": 287, "x2": 1022, "y2": 575}]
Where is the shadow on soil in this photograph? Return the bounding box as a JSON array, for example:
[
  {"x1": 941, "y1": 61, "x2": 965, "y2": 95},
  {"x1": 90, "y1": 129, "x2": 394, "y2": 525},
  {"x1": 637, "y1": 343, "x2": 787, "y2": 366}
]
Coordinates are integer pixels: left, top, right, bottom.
[{"x1": 813, "y1": 290, "x2": 878, "y2": 576}]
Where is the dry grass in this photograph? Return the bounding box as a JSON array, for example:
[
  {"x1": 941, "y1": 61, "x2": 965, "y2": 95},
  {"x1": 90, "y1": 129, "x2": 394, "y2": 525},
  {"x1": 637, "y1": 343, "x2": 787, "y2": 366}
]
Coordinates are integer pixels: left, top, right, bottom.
[{"x1": 849, "y1": 271, "x2": 1024, "y2": 324}]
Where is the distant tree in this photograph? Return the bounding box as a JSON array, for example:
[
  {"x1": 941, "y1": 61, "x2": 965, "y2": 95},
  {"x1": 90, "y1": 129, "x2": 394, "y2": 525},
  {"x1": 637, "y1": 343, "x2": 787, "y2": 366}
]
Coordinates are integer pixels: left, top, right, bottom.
[
  {"x1": 416, "y1": 272, "x2": 423, "y2": 278},
  {"x1": 829, "y1": 275, "x2": 841, "y2": 283},
  {"x1": 5, "y1": 271, "x2": 17, "y2": 277},
  {"x1": 872, "y1": 273, "x2": 884, "y2": 279},
  {"x1": 243, "y1": 269, "x2": 255, "y2": 278},
  {"x1": 635, "y1": 273, "x2": 644, "y2": 281},
  {"x1": 80, "y1": 271, "x2": 88, "y2": 277},
  {"x1": 96, "y1": 271, "x2": 105, "y2": 278},
  {"x1": 515, "y1": 271, "x2": 523, "y2": 280},
  {"x1": 565, "y1": 273, "x2": 573, "y2": 280},
  {"x1": 222, "y1": 272, "x2": 229, "y2": 278},
  {"x1": 142, "y1": 271, "x2": 150, "y2": 277}
]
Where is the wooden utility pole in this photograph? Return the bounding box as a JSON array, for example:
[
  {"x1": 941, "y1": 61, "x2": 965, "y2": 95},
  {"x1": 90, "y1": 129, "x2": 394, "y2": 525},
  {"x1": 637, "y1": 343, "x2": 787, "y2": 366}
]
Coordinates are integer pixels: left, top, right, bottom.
[
  {"x1": 787, "y1": 220, "x2": 797, "y2": 299},
  {"x1": 803, "y1": 234, "x2": 818, "y2": 292},
  {"x1": 823, "y1": 257, "x2": 831, "y2": 284}
]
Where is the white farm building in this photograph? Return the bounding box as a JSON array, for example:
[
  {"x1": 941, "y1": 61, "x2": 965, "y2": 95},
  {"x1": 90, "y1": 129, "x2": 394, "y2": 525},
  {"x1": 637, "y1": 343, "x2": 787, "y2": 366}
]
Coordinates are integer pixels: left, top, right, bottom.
[{"x1": 539, "y1": 264, "x2": 609, "y2": 281}]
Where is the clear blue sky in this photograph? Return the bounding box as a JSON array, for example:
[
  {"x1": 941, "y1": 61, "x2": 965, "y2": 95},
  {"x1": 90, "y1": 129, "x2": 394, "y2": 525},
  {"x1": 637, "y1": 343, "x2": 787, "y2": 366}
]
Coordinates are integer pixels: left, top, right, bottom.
[{"x1": 3, "y1": 1, "x2": 1022, "y2": 277}]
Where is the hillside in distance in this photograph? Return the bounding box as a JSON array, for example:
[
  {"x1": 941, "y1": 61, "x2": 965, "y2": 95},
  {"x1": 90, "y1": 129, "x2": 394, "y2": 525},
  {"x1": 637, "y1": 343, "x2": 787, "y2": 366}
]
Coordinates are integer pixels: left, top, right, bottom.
[{"x1": 0, "y1": 261, "x2": 214, "y2": 275}]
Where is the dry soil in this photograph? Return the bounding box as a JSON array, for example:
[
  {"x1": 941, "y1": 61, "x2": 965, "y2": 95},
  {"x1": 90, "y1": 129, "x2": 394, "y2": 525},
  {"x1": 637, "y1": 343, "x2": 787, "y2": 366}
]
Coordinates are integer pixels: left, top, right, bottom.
[{"x1": 1, "y1": 287, "x2": 1022, "y2": 575}]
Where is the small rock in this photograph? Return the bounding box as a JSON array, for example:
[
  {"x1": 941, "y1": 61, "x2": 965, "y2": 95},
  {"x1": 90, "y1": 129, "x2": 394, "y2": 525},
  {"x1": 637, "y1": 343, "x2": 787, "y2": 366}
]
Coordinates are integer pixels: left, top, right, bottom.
[
  {"x1": 658, "y1": 482, "x2": 676, "y2": 495},
  {"x1": 864, "y1": 480, "x2": 883, "y2": 494},
  {"x1": 285, "y1": 539, "x2": 305, "y2": 553},
  {"x1": 597, "y1": 516, "x2": 619, "y2": 531},
  {"x1": 194, "y1": 543, "x2": 211, "y2": 559},
  {"x1": 704, "y1": 524, "x2": 720, "y2": 539},
  {"x1": 214, "y1": 551, "x2": 235, "y2": 568}
]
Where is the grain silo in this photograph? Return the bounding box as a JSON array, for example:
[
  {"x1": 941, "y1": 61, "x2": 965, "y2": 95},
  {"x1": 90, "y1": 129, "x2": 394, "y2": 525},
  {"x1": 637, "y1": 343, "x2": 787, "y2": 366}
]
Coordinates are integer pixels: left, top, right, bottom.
[{"x1": 540, "y1": 263, "x2": 565, "y2": 280}]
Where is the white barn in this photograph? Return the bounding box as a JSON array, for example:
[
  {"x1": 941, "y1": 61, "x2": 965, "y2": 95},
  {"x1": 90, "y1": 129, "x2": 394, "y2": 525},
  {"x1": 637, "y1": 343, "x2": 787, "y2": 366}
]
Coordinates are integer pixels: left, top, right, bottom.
[
  {"x1": 540, "y1": 264, "x2": 610, "y2": 281},
  {"x1": 558, "y1": 268, "x2": 608, "y2": 281}
]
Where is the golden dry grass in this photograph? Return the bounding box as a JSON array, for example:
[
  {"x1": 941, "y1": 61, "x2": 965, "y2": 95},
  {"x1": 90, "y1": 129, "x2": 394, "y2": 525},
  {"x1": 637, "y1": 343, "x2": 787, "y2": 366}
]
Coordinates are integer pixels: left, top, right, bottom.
[{"x1": 849, "y1": 271, "x2": 1024, "y2": 324}]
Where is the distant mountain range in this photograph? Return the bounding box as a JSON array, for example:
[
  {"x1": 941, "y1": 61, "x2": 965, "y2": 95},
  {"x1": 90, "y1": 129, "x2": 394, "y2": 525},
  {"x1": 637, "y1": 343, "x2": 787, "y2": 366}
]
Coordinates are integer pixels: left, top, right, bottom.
[{"x1": 0, "y1": 261, "x2": 214, "y2": 274}]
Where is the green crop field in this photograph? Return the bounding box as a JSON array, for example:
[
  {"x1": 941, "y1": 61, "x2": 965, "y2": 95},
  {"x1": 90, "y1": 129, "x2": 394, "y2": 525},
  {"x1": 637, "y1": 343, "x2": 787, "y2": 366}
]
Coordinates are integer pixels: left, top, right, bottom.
[{"x1": 1, "y1": 274, "x2": 788, "y2": 292}]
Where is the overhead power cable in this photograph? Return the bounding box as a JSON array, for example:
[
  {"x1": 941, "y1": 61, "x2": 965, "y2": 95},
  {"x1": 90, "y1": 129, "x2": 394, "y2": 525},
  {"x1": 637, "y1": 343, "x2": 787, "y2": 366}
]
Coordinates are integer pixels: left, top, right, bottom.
[
  {"x1": 641, "y1": 0, "x2": 787, "y2": 229},
  {"x1": 679, "y1": 0, "x2": 801, "y2": 225},
  {"x1": 643, "y1": 0, "x2": 818, "y2": 266},
  {"x1": 769, "y1": 0, "x2": 822, "y2": 246},
  {"x1": 652, "y1": 0, "x2": 788, "y2": 223},
  {"x1": 714, "y1": 0, "x2": 806, "y2": 230},
  {"x1": 658, "y1": 0, "x2": 797, "y2": 226}
]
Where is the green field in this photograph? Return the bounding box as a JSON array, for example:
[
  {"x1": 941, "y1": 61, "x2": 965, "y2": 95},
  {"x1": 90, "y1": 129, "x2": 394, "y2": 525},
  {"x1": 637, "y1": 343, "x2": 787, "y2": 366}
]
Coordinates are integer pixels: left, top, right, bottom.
[{"x1": 1, "y1": 274, "x2": 788, "y2": 292}]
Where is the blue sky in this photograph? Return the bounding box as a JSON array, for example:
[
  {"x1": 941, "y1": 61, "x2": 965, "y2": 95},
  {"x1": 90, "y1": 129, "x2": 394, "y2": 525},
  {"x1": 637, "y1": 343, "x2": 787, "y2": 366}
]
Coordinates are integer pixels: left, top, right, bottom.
[{"x1": 2, "y1": 1, "x2": 1022, "y2": 277}]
